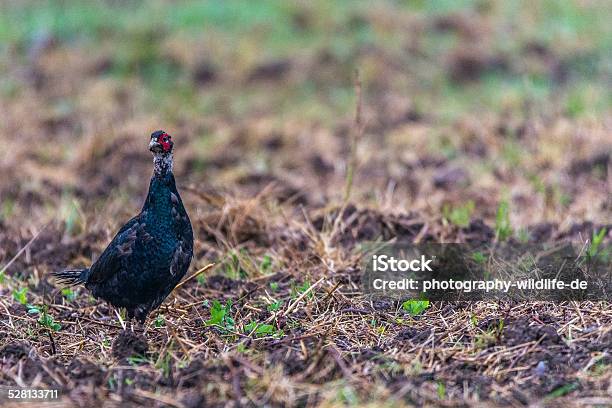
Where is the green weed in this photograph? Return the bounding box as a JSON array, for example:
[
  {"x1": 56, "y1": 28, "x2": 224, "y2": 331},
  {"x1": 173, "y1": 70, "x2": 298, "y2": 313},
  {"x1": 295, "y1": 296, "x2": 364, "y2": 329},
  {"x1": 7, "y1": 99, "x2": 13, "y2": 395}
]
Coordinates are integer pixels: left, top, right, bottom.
[
  {"x1": 12, "y1": 287, "x2": 28, "y2": 305},
  {"x1": 259, "y1": 254, "x2": 272, "y2": 274},
  {"x1": 205, "y1": 299, "x2": 235, "y2": 333},
  {"x1": 437, "y1": 382, "x2": 446, "y2": 399},
  {"x1": 196, "y1": 273, "x2": 207, "y2": 286},
  {"x1": 291, "y1": 281, "x2": 313, "y2": 299},
  {"x1": 223, "y1": 250, "x2": 248, "y2": 280},
  {"x1": 154, "y1": 314, "x2": 165, "y2": 328},
  {"x1": 402, "y1": 299, "x2": 430, "y2": 316},
  {"x1": 36, "y1": 306, "x2": 61, "y2": 332},
  {"x1": 244, "y1": 321, "x2": 283, "y2": 338},
  {"x1": 471, "y1": 251, "x2": 487, "y2": 264},
  {"x1": 127, "y1": 355, "x2": 149, "y2": 365},
  {"x1": 155, "y1": 351, "x2": 173, "y2": 378},
  {"x1": 61, "y1": 288, "x2": 76, "y2": 302},
  {"x1": 267, "y1": 300, "x2": 283, "y2": 312}
]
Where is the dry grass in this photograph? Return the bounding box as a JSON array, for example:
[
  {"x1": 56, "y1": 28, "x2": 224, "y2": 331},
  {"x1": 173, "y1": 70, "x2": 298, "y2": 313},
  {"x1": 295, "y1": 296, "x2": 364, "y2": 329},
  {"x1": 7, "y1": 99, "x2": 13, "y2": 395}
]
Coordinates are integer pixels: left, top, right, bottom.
[{"x1": 0, "y1": 191, "x2": 610, "y2": 407}]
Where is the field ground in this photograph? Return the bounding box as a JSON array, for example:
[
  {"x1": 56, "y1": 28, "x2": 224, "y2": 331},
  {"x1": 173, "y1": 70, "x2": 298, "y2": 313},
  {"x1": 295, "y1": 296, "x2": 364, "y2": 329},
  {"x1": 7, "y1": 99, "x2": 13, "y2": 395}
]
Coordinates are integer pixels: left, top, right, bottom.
[{"x1": 0, "y1": 1, "x2": 610, "y2": 406}]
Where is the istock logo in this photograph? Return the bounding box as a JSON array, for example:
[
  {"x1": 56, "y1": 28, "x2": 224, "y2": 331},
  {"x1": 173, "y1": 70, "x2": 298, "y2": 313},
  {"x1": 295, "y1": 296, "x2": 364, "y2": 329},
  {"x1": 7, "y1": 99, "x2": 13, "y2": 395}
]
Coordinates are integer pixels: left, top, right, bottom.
[{"x1": 372, "y1": 254, "x2": 434, "y2": 272}]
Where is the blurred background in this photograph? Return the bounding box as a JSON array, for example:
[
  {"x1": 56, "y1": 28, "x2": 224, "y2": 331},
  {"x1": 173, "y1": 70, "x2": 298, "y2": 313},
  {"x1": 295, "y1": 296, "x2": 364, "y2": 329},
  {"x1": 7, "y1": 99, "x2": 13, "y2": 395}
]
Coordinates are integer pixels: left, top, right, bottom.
[
  {"x1": 0, "y1": 2, "x2": 610, "y2": 405},
  {"x1": 0, "y1": 0, "x2": 610, "y2": 241}
]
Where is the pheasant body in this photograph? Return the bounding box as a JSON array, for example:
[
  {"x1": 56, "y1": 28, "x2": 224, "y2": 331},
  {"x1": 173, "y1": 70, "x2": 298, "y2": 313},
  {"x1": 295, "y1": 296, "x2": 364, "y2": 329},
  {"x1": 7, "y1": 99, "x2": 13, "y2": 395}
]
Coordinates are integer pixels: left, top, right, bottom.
[{"x1": 54, "y1": 131, "x2": 193, "y2": 323}]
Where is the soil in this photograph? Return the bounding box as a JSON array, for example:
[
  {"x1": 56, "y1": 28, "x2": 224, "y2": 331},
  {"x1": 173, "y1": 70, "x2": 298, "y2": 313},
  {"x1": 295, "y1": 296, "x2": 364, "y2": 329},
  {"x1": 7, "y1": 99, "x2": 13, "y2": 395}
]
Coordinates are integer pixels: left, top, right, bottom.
[{"x1": 112, "y1": 330, "x2": 149, "y2": 360}]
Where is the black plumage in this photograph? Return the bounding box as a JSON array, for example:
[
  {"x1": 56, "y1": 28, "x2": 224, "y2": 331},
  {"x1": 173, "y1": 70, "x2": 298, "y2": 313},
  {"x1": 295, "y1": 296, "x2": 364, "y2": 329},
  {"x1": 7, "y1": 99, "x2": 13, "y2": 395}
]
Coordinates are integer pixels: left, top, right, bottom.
[{"x1": 54, "y1": 130, "x2": 193, "y2": 323}]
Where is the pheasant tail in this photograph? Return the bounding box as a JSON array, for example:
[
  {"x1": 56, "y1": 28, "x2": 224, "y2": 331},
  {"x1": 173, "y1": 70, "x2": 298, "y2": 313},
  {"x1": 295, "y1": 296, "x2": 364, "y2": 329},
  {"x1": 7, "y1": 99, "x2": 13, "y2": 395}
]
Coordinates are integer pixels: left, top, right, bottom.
[{"x1": 52, "y1": 268, "x2": 88, "y2": 286}]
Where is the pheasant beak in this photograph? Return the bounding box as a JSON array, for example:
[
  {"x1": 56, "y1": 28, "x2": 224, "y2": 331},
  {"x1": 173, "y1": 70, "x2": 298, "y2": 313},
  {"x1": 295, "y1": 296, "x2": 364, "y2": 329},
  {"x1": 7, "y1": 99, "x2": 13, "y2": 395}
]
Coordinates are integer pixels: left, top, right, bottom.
[{"x1": 149, "y1": 139, "x2": 163, "y2": 153}]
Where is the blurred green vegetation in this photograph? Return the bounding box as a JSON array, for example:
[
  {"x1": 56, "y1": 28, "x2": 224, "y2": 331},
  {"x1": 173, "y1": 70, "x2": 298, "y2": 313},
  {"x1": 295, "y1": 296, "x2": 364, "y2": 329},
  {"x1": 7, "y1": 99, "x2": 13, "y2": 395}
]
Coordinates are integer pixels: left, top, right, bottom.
[{"x1": 0, "y1": 0, "x2": 610, "y2": 122}]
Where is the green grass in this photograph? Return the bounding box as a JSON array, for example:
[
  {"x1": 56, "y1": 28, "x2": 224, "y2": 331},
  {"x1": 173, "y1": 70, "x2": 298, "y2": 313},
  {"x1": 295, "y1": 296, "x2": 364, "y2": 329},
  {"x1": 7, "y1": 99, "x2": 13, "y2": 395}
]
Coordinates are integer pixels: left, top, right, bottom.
[
  {"x1": 0, "y1": 1, "x2": 373, "y2": 55},
  {"x1": 443, "y1": 200, "x2": 474, "y2": 227},
  {"x1": 1, "y1": 0, "x2": 608, "y2": 121},
  {"x1": 588, "y1": 228, "x2": 608, "y2": 261},
  {"x1": 495, "y1": 199, "x2": 513, "y2": 241},
  {"x1": 0, "y1": 0, "x2": 612, "y2": 105},
  {"x1": 546, "y1": 382, "x2": 579, "y2": 399}
]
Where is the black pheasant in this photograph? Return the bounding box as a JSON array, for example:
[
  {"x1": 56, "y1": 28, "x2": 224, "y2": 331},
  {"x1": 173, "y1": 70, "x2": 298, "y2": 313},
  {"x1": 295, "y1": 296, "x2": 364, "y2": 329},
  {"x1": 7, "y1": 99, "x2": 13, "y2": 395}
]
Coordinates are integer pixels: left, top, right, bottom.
[{"x1": 54, "y1": 130, "x2": 193, "y2": 323}]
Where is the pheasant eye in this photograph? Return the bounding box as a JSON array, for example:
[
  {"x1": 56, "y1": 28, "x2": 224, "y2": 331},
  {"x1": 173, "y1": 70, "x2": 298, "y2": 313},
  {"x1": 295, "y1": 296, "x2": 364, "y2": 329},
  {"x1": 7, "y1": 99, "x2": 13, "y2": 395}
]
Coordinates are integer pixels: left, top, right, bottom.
[{"x1": 156, "y1": 133, "x2": 172, "y2": 152}]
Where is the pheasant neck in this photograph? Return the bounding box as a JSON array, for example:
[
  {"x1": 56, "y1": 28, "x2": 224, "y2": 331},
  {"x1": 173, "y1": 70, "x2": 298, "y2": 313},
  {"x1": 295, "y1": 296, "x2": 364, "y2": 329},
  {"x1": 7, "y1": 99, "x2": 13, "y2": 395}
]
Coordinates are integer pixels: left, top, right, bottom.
[{"x1": 153, "y1": 152, "x2": 173, "y2": 177}]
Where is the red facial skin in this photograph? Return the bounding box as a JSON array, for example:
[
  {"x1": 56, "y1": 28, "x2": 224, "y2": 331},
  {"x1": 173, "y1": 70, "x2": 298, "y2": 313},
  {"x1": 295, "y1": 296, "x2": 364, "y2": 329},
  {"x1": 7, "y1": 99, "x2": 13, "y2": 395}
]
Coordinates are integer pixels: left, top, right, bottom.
[{"x1": 157, "y1": 133, "x2": 172, "y2": 152}]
